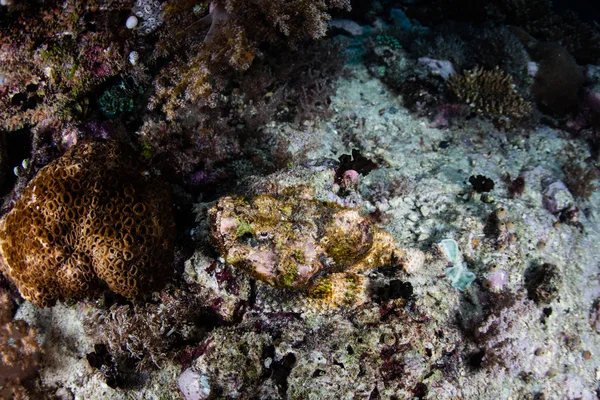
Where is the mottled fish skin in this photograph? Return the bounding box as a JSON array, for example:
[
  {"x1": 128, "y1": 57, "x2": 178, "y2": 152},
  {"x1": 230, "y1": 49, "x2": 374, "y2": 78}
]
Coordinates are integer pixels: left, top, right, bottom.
[{"x1": 209, "y1": 186, "x2": 424, "y2": 306}]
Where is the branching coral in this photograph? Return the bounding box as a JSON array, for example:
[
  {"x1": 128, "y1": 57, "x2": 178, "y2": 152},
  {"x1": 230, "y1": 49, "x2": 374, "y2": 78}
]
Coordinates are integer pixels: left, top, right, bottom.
[
  {"x1": 0, "y1": 141, "x2": 176, "y2": 307},
  {"x1": 151, "y1": 0, "x2": 350, "y2": 118},
  {"x1": 206, "y1": 0, "x2": 350, "y2": 55},
  {"x1": 84, "y1": 289, "x2": 207, "y2": 370},
  {"x1": 447, "y1": 66, "x2": 531, "y2": 120},
  {"x1": 140, "y1": 38, "x2": 346, "y2": 184}
]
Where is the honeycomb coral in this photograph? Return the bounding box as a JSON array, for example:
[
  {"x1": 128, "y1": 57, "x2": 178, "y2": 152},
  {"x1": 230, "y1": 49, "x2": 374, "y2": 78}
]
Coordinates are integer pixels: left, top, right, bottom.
[{"x1": 0, "y1": 141, "x2": 175, "y2": 307}]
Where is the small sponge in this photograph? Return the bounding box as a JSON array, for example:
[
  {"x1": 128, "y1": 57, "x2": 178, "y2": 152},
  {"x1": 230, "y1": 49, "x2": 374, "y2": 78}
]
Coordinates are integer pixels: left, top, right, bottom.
[{"x1": 0, "y1": 141, "x2": 175, "y2": 307}]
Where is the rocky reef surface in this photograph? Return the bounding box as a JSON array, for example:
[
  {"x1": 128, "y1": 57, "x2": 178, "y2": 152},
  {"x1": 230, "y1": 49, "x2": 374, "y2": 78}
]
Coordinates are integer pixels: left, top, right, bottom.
[
  {"x1": 7, "y1": 63, "x2": 599, "y2": 399},
  {"x1": 1, "y1": 1, "x2": 600, "y2": 398}
]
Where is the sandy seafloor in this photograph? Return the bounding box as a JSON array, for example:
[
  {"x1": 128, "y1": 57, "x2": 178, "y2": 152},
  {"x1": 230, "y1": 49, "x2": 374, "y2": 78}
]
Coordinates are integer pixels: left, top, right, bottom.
[{"x1": 14, "y1": 64, "x2": 600, "y2": 399}]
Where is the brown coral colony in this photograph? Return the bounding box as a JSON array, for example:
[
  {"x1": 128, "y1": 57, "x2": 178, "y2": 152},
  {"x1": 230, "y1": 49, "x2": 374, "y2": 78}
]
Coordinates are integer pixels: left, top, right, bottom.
[
  {"x1": 0, "y1": 141, "x2": 175, "y2": 307},
  {"x1": 447, "y1": 66, "x2": 532, "y2": 119}
]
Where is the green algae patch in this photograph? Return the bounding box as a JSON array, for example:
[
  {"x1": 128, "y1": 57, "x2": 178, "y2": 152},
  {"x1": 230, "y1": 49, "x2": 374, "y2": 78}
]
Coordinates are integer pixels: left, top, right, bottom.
[{"x1": 235, "y1": 220, "x2": 254, "y2": 238}]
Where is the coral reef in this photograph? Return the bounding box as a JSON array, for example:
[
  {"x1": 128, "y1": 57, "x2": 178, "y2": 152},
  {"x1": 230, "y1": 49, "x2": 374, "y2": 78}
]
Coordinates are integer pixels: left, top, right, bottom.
[
  {"x1": 132, "y1": 0, "x2": 164, "y2": 35},
  {"x1": 183, "y1": 252, "x2": 252, "y2": 323},
  {"x1": 0, "y1": 289, "x2": 42, "y2": 398},
  {"x1": 0, "y1": 132, "x2": 6, "y2": 189},
  {"x1": 365, "y1": 38, "x2": 413, "y2": 91},
  {"x1": 562, "y1": 153, "x2": 599, "y2": 200},
  {"x1": 405, "y1": 0, "x2": 600, "y2": 65},
  {"x1": 137, "y1": 113, "x2": 241, "y2": 185},
  {"x1": 182, "y1": 301, "x2": 453, "y2": 399},
  {"x1": 138, "y1": 39, "x2": 346, "y2": 185},
  {"x1": 469, "y1": 27, "x2": 530, "y2": 88},
  {"x1": 447, "y1": 66, "x2": 532, "y2": 120},
  {"x1": 98, "y1": 77, "x2": 145, "y2": 118},
  {"x1": 366, "y1": 25, "x2": 533, "y2": 128},
  {"x1": 0, "y1": 0, "x2": 133, "y2": 130},
  {"x1": 467, "y1": 292, "x2": 539, "y2": 371},
  {"x1": 150, "y1": 0, "x2": 350, "y2": 118},
  {"x1": 0, "y1": 141, "x2": 175, "y2": 306},
  {"x1": 375, "y1": 34, "x2": 402, "y2": 49},
  {"x1": 1, "y1": 1, "x2": 600, "y2": 399},
  {"x1": 502, "y1": 2, "x2": 600, "y2": 65},
  {"x1": 84, "y1": 288, "x2": 207, "y2": 371},
  {"x1": 417, "y1": 25, "x2": 529, "y2": 86}
]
